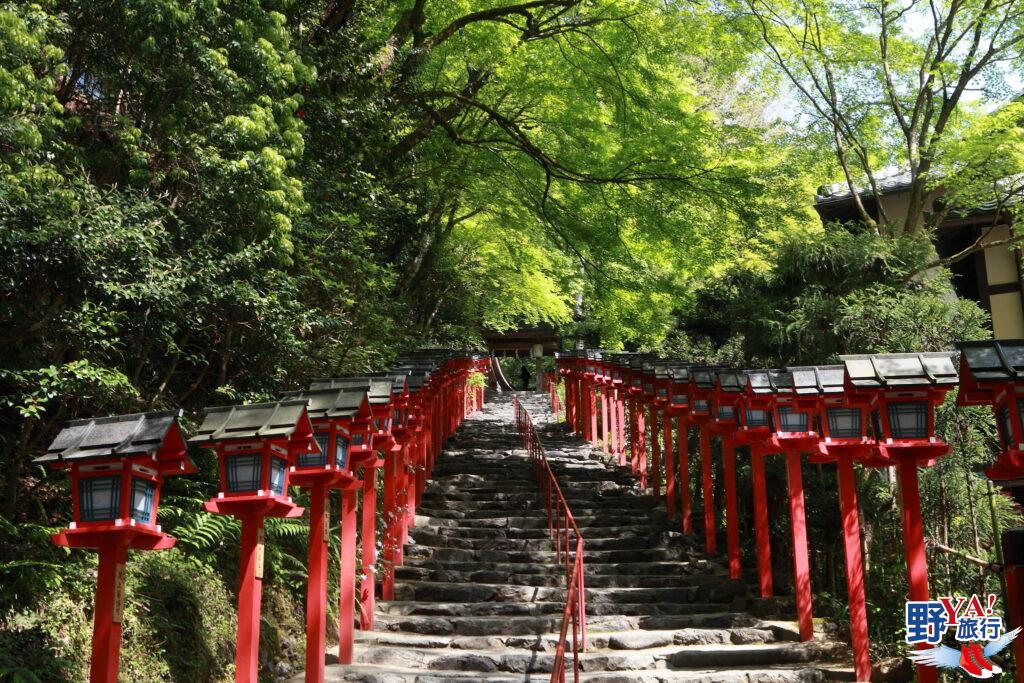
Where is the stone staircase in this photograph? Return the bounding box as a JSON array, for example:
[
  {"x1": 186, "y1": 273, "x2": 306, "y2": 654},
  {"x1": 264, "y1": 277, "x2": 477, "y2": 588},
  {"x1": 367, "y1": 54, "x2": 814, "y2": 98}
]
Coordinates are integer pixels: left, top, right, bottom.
[{"x1": 311, "y1": 393, "x2": 853, "y2": 682}]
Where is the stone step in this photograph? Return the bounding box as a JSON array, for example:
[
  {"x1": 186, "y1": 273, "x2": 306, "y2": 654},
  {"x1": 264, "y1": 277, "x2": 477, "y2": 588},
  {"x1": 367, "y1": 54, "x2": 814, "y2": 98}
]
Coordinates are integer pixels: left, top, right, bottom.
[
  {"x1": 394, "y1": 566, "x2": 739, "y2": 589},
  {"x1": 417, "y1": 491, "x2": 658, "y2": 509},
  {"x1": 310, "y1": 662, "x2": 831, "y2": 682},
  {"x1": 422, "y1": 480, "x2": 639, "y2": 496},
  {"x1": 375, "y1": 601, "x2": 748, "y2": 618},
  {"x1": 413, "y1": 502, "x2": 660, "y2": 520},
  {"x1": 413, "y1": 514, "x2": 670, "y2": 531},
  {"x1": 405, "y1": 530, "x2": 687, "y2": 552},
  {"x1": 404, "y1": 544, "x2": 705, "y2": 565},
  {"x1": 345, "y1": 641, "x2": 847, "y2": 674},
  {"x1": 374, "y1": 611, "x2": 764, "y2": 636},
  {"x1": 392, "y1": 580, "x2": 747, "y2": 605},
  {"x1": 400, "y1": 558, "x2": 720, "y2": 577},
  {"x1": 353, "y1": 624, "x2": 802, "y2": 652}
]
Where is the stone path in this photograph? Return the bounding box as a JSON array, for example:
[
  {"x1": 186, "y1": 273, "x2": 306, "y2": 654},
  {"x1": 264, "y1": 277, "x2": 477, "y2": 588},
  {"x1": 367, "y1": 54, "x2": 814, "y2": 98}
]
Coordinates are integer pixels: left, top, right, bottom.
[{"x1": 308, "y1": 393, "x2": 853, "y2": 681}]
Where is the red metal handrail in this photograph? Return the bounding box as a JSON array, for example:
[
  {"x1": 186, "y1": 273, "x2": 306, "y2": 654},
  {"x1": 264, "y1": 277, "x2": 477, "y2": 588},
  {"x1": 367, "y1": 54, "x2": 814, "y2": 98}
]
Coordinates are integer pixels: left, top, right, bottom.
[{"x1": 512, "y1": 396, "x2": 585, "y2": 683}]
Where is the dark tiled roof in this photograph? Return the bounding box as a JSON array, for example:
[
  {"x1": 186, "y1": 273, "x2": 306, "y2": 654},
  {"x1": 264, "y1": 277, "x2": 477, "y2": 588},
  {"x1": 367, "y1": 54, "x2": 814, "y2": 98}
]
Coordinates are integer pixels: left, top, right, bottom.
[
  {"x1": 789, "y1": 365, "x2": 845, "y2": 395},
  {"x1": 309, "y1": 377, "x2": 392, "y2": 404},
  {"x1": 190, "y1": 400, "x2": 311, "y2": 444},
  {"x1": 281, "y1": 388, "x2": 367, "y2": 419},
  {"x1": 841, "y1": 352, "x2": 958, "y2": 388},
  {"x1": 716, "y1": 370, "x2": 746, "y2": 392},
  {"x1": 745, "y1": 369, "x2": 785, "y2": 394},
  {"x1": 957, "y1": 340, "x2": 1024, "y2": 381},
  {"x1": 37, "y1": 410, "x2": 184, "y2": 464},
  {"x1": 814, "y1": 170, "x2": 913, "y2": 206}
]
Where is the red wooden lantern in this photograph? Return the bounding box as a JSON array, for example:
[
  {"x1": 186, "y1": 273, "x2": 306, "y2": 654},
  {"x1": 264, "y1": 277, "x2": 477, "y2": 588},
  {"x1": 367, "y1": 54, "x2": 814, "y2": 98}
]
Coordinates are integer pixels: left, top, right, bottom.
[
  {"x1": 607, "y1": 353, "x2": 630, "y2": 463},
  {"x1": 595, "y1": 354, "x2": 614, "y2": 453},
  {"x1": 280, "y1": 386, "x2": 371, "y2": 674},
  {"x1": 191, "y1": 400, "x2": 314, "y2": 683},
  {"x1": 786, "y1": 365, "x2": 872, "y2": 682},
  {"x1": 956, "y1": 340, "x2": 1024, "y2": 683},
  {"x1": 37, "y1": 410, "x2": 194, "y2": 683},
  {"x1": 582, "y1": 352, "x2": 599, "y2": 443},
  {"x1": 687, "y1": 367, "x2": 719, "y2": 554},
  {"x1": 713, "y1": 369, "x2": 745, "y2": 579},
  {"x1": 377, "y1": 371, "x2": 412, "y2": 601},
  {"x1": 308, "y1": 376, "x2": 394, "y2": 631},
  {"x1": 666, "y1": 365, "x2": 693, "y2": 534},
  {"x1": 957, "y1": 340, "x2": 1024, "y2": 480},
  {"x1": 741, "y1": 370, "x2": 783, "y2": 600},
  {"x1": 841, "y1": 352, "x2": 958, "y2": 683},
  {"x1": 841, "y1": 352, "x2": 957, "y2": 465},
  {"x1": 742, "y1": 370, "x2": 815, "y2": 641}
]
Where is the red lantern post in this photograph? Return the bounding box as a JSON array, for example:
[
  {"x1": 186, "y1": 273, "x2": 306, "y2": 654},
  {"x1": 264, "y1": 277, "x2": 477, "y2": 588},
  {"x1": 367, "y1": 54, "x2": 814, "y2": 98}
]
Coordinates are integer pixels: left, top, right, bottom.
[
  {"x1": 191, "y1": 400, "x2": 315, "y2": 683},
  {"x1": 711, "y1": 370, "x2": 745, "y2": 580},
  {"x1": 37, "y1": 410, "x2": 195, "y2": 683},
  {"x1": 641, "y1": 360, "x2": 660, "y2": 493},
  {"x1": 957, "y1": 340, "x2": 1024, "y2": 683},
  {"x1": 790, "y1": 365, "x2": 873, "y2": 681},
  {"x1": 738, "y1": 370, "x2": 779, "y2": 599},
  {"x1": 657, "y1": 364, "x2": 684, "y2": 519},
  {"x1": 667, "y1": 366, "x2": 693, "y2": 533},
  {"x1": 627, "y1": 357, "x2": 649, "y2": 481},
  {"x1": 611, "y1": 357, "x2": 629, "y2": 464},
  {"x1": 761, "y1": 371, "x2": 819, "y2": 642},
  {"x1": 688, "y1": 368, "x2": 717, "y2": 555},
  {"x1": 842, "y1": 352, "x2": 958, "y2": 683},
  {"x1": 281, "y1": 386, "x2": 372, "y2": 677}
]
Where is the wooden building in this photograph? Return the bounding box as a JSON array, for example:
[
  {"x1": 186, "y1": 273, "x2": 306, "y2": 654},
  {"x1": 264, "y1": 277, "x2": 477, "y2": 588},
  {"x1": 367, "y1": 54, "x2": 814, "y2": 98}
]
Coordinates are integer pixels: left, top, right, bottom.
[{"x1": 815, "y1": 171, "x2": 1024, "y2": 338}]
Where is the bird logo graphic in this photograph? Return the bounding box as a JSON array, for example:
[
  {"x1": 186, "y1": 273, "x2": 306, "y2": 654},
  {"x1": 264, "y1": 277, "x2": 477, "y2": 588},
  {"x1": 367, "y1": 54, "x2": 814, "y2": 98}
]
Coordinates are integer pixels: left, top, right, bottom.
[{"x1": 908, "y1": 627, "x2": 1021, "y2": 679}]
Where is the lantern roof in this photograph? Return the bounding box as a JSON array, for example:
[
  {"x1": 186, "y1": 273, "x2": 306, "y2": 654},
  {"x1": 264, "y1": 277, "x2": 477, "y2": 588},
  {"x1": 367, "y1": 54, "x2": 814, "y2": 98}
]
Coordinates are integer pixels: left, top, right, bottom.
[
  {"x1": 957, "y1": 340, "x2": 1024, "y2": 381},
  {"x1": 394, "y1": 367, "x2": 432, "y2": 393},
  {"x1": 691, "y1": 367, "x2": 719, "y2": 388},
  {"x1": 369, "y1": 371, "x2": 409, "y2": 396},
  {"x1": 841, "y1": 352, "x2": 958, "y2": 388},
  {"x1": 668, "y1": 365, "x2": 691, "y2": 382},
  {"x1": 280, "y1": 387, "x2": 370, "y2": 420},
  {"x1": 745, "y1": 369, "x2": 782, "y2": 394},
  {"x1": 655, "y1": 364, "x2": 674, "y2": 380},
  {"x1": 629, "y1": 356, "x2": 656, "y2": 372},
  {"x1": 716, "y1": 370, "x2": 746, "y2": 393},
  {"x1": 309, "y1": 376, "x2": 393, "y2": 405},
  {"x1": 189, "y1": 399, "x2": 314, "y2": 445},
  {"x1": 789, "y1": 365, "x2": 845, "y2": 395},
  {"x1": 36, "y1": 409, "x2": 193, "y2": 473}
]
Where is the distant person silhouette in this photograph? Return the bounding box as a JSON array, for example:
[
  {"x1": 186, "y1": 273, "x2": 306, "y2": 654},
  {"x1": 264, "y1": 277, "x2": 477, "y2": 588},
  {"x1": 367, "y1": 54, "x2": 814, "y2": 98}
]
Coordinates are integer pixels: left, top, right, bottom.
[{"x1": 520, "y1": 365, "x2": 531, "y2": 391}]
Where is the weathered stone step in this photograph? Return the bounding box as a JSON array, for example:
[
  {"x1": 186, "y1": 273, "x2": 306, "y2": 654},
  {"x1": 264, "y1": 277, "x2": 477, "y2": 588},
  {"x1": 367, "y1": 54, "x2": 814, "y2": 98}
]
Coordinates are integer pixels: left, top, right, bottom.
[
  {"x1": 423, "y1": 480, "x2": 639, "y2": 496},
  {"x1": 353, "y1": 624, "x2": 801, "y2": 652},
  {"x1": 374, "y1": 611, "x2": 763, "y2": 636},
  {"x1": 394, "y1": 565, "x2": 737, "y2": 589},
  {"x1": 376, "y1": 601, "x2": 747, "y2": 618},
  {"x1": 309, "y1": 662, "x2": 832, "y2": 682},
  {"x1": 406, "y1": 530, "x2": 685, "y2": 552},
  {"x1": 413, "y1": 514, "x2": 670, "y2": 531},
  {"x1": 404, "y1": 544, "x2": 705, "y2": 564},
  {"x1": 346, "y1": 641, "x2": 847, "y2": 674},
  {"x1": 401, "y1": 558, "x2": 720, "y2": 577},
  {"x1": 392, "y1": 579, "x2": 746, "y2": 605},
  {"x1": 413, "y1": 502, "x2": 659, "y2": 520},
  {"x1": 430, "y1": 468, "x2": 635, "y2": 485}
]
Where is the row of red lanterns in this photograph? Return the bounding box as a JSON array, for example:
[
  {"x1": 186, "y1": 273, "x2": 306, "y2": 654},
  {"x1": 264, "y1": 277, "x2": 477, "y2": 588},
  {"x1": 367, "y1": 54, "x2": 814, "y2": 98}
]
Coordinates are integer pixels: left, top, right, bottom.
[
  {"x1": 36, "y1": 351, "x2": 488, "y2": 683},
  {"x1": 557, "y1": 343, "x2": 1024, "y2": 683}
]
